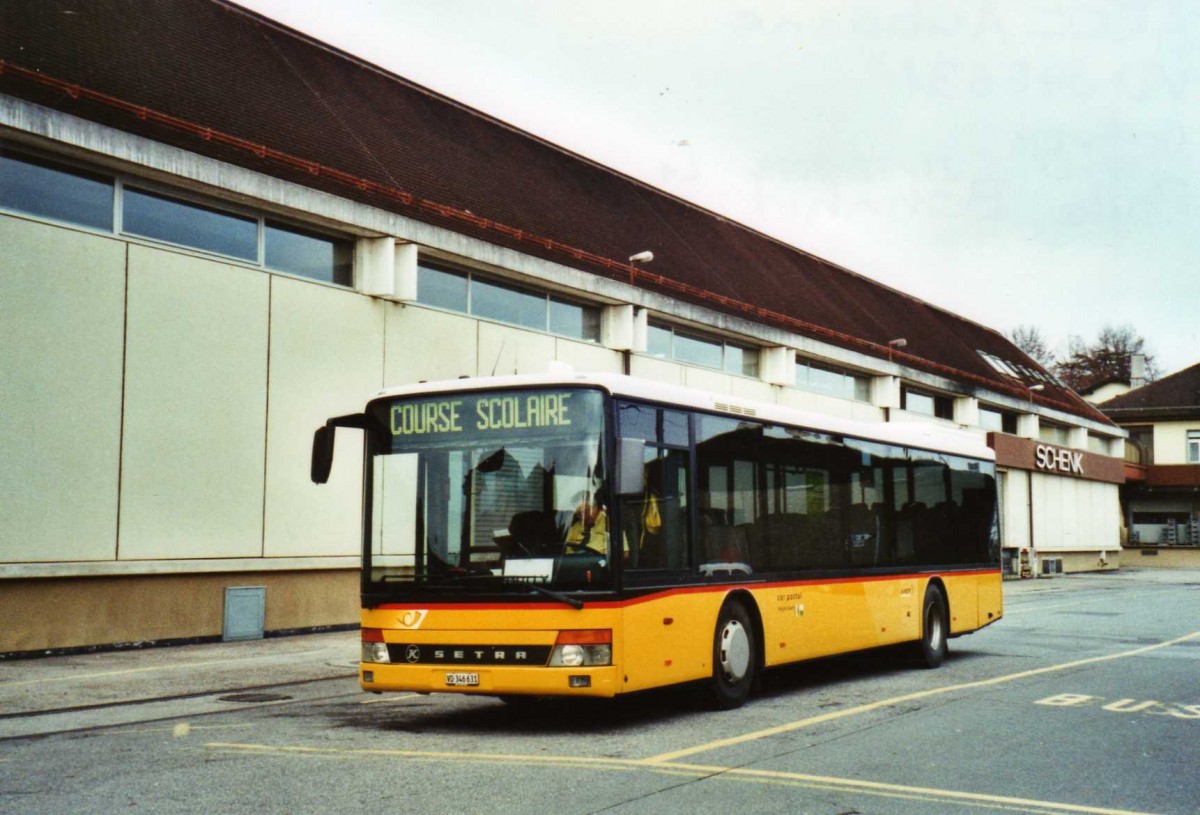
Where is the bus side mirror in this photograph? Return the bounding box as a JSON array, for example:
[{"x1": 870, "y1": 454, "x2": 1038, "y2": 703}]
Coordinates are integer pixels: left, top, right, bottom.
[
  {"x1": 615, "y1": 437, "x2": 645, "y2": 496},
  {"x1": 311, "y1": 413, "x2": 369, "y2": 485},
  {"x1": 311, "y1": 425, "x2": 335, "y2": 485}
]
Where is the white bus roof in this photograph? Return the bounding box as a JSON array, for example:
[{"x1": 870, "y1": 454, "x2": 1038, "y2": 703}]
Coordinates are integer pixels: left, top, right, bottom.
[{"x1": 370, "y1": 372, "x2": 995, "y2": 461}]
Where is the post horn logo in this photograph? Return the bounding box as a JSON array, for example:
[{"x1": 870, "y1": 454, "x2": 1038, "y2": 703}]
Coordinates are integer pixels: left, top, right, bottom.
[{"x1": 398, "y1": 609, "x2": 428, "y2": 629}]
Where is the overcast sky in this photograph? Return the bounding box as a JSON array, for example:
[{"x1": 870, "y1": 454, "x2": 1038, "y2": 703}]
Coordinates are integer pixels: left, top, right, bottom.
[{"x1": 239, "y1": 0, "x2": 1198, "y2": 375}]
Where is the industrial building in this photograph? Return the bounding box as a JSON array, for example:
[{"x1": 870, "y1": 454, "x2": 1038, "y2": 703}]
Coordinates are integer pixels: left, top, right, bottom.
[{"x1": 0, "y1": 0, "x2": 1125, "y2": 653}]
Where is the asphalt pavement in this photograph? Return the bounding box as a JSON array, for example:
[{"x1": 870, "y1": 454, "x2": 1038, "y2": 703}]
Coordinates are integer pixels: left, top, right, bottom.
[
  {"x1": 2, "y1": 568, "x2": 1199, "y2": 814},
  {"x1": 0, "y1": 629, "x2": 361, "y2": 735}
]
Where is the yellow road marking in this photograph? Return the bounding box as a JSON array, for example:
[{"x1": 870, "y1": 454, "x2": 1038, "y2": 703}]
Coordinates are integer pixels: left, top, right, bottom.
[
  {"x1": 207, "y1": 741, "x2": 639, "y2": 768},
  {"x1": 204, "y1": 742, "x2": 1163, "y2": 815},
  {"x1": 642, "y1": 630, "x2": 1200, "y2": 764},
  {"x1": 663, "y1": 763, "x2": 1164, "y2": 815},
  {"x1": 358, "y1": 693, "x2": 419, "y2": 705},
  {"x1": 110, "y1": 723, "x2": 254, "y2": 736}
]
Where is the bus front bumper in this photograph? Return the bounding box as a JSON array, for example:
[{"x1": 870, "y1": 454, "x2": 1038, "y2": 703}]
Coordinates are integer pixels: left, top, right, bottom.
[{"x1": 360, "y1": 663, "x2": 621, "y2": 698}]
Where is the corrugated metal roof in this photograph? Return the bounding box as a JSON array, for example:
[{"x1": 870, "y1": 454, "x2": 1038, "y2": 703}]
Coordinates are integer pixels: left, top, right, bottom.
[{"x1": 0, "y1": 0, "x2": 1109, "y2": 423}]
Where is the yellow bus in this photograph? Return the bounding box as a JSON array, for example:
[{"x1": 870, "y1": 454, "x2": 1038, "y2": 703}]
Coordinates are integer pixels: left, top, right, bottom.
[{"x1": 313, "y1": 373, "x2": 1002, "y2": 709}]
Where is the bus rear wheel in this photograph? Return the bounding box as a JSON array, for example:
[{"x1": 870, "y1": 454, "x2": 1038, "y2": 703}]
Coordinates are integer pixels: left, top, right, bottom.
[
  {"x1": 707, "y1": 600, "x2": 756, "y2": 709},
  {"x1": 917, "y1": 584, "x2": 948, "y2": 669}
]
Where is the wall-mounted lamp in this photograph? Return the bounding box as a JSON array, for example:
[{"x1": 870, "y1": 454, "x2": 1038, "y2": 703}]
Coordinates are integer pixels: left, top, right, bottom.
[
  {"x1": 887, "y1": 337, "x2": 907, "y2": 361},
  {"x1": 1028, "y1": 382, "x2": 1045, "y2": 404},
  {"x1": 628, "y1": 251, "x2": 654, "y2": 263}
]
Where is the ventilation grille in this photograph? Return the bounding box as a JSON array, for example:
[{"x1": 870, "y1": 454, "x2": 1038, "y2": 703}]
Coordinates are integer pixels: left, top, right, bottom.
[{"x1": 715, "y1": 402, "x2": 757, "y2": 417}]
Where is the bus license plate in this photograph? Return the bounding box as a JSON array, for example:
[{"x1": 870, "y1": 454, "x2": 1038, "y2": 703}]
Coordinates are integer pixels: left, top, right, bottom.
[{"x1": 446, "y1": 672, "x2": 480, "y2": 687}]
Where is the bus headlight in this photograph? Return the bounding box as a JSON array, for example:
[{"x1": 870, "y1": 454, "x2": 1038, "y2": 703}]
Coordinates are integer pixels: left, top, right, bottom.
[
  {"x1": 362, "y1": 642, "x2": 391, "y2": 663},
  {"x1": 361, "y1": 628, "x2": 390, "y2": 663},
  {"x1": 549, "y1": 630, "x2": 612, "y2": 667}
]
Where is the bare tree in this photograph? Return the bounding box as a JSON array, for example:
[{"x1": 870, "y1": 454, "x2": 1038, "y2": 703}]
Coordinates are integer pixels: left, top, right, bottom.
[
  {"x1": 1007, "y1": 325, "x2": 1056, "y2": 368},
  {"x1": 1053, "y1": 324, "x2": 1158, "y2": 391}
]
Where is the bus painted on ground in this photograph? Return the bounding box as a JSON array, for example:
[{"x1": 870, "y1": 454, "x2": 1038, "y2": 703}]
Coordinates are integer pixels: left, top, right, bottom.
[{"x1": 313, "y1": 373, "x2": 1002, "y2": 708}]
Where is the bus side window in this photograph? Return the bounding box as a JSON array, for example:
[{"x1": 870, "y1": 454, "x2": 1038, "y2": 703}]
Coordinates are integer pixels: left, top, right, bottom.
[
  {"x1": 616, "y1": 400, "x2": 692, "y2": 572},
  {"x1": 623, "y1": 448, "x2": 691, "y2": 570}
]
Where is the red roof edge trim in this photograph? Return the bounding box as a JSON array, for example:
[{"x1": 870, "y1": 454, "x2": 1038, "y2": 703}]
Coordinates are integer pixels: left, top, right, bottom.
[{"x1": 0, "y1": 59, "x2": 1108, "y2": 423}]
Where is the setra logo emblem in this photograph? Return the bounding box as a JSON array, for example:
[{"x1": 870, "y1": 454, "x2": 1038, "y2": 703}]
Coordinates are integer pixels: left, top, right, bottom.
[
  {"x1": 397, "y1": 610, "x2": 428, "y2": 629},
  {"x1": 405, "y1": 645, "x2": 421, "y2": 663}
]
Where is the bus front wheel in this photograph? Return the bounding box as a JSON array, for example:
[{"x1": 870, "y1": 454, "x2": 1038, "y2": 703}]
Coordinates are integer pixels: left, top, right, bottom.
[
  {"x1": 917, "y1": 584, "x2": 948, "y2": 669},
  {"x1": 707, "y1": 600, "x2": 757, "y2": 709}
]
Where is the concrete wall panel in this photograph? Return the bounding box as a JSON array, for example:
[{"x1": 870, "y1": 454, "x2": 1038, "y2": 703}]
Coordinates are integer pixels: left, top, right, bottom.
[
  {"x1": 119, "y1": 245, "x2": 269, "y2": 559},
  {"x1": 554, "y1": 337, "x2": 621, "y2": 374},
  {"x1": 0, "y1": 218, "x2": 126, "y2": 562},
  {"x1": 478, "y1": 321, "x2": 555, "y2": 376},
  {"x1": 731, "y1": 378, "x2": 778, "y2": 405},
  {"x1": 777, "y1": 388, "x2": 880, "y2": 422},
  {"x1": 263, "y1": 277, "x2": 384, "y2": 558},
  {"x1": 682, "y1": 366, "x2": 732, "y2": 394},
  {"x1": 1001, "y1": 469, "x2": 1031, "y2": 550},
  {"x1": 629, "y1": 355, "x2": 684, "y2": 385},
  {"x1": 384, "y1": 305, "x2": 477, "y2": 386}
]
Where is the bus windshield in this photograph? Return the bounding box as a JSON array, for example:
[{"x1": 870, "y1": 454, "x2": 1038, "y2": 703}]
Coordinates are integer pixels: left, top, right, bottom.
[{"x1": 365, "y1": 388, "x2": 612, "y2": 596}]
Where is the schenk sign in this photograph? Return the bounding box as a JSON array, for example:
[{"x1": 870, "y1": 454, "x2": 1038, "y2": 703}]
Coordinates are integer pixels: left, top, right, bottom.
[{"x1": 1035, "y1": 444, "x2": 1085, "y2": 475}]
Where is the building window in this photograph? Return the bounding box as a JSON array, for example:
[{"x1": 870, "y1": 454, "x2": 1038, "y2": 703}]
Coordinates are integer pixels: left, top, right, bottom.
[
  {"x1": 674, "y1": 331, "x2": 724, "y2": 370},
  {"x1": 979, "y1": 406, "x2": 1018, "y2": 434},
  {"x1": 796, "y1": 359, "x2": 870, "y2": 402},
  {"x1": 1087, "y1": 434, "x2": 1110, "y2": 456},
  {"x1": 1039, "y1": 422, "x2": 1069, "y2": 446},
  {"x1": 0, "y1": 148, "x2": 113, "y2": 231},
  {"x1": 415, "y1": 263, "x2": 601, "y2": 342},
  {"x1": 1188, "y1": 430, "x2": 1200, "y2": 464},
  {"x1": 1127, "y1": 426, "x2": 1154, "y2": 466},
  {"x1": 978, "y1": 349, "x2": 1060, "y2": 386},
  {"x1": 124, "y1": 187, "x2": 258, "y2": 261},
  {"x1": 647, "y1": 323, "x2": 673, "y2": 358},
  {"x1": 264, "y1": 221, "x2": 353, "y2": 286},
  {"x1": 720, "y1": 341, "x2": 755, "y2": 377},
  {"x1": 901, "y1": 386, "x2": 953, "y2": 420},
  {"x1": 1, "y1": 147, "x2": 354, "y2": 285},
  {"x1": 416, "y1": 264, "x2": 469, "y2": 312},
  {"x1": 549, "y1": 297, "x2": 601, "y2": 340},
  {"x1": 645, "y1": 321, "x2": 759, "y2": 376},
  {"x1": 978, "y1": 350, "x2": 1020, "y2": 378},
  {"x1": 472, "y1": 278, "x2": 547, "y2": 331}
]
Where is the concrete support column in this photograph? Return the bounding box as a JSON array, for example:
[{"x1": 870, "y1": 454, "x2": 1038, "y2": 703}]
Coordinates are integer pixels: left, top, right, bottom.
[
  {"x1": 393, "y1": 242, "x2": 418, "y2": 301},
  {"x1": 601, "y1": 304, "x2": 646, "y2": 352},
  {"x1": 1067, "y1": 426, "x2": 1089, "y2": 451},
  {"x1": 1017, "y1": 413, "x2": 1040, "y2": 440},
  {"x1": 358, "y1": 237, "x2": 417, "y2": 301},
  {"x1": 759, "y1": 346, "x2": 795, "y2": 386},
  {"x1": 871, "y1": 375, "x2": 901, "y2": 410},
  {"x1": 953, "y1": 396, "x2": 979, "y2": 428}
]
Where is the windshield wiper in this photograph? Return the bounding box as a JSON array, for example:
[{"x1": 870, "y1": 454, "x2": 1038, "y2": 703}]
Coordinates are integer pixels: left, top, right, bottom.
[{"x1": 528, "y1": 583, "x2": 584, "y2": 610}]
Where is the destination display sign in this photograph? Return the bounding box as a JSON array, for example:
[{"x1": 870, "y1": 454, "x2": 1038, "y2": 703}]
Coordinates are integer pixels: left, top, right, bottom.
[{"x1": 382, "y1": 389, "x2": 601, "y2": 440}]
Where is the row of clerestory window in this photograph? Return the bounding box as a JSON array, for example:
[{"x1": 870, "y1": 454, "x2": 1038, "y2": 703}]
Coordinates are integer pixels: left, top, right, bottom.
[
  {"x1": 1, "y1": 144, "x2": 937, "y2": 405},
  {"x1": 0, "y1": 146, "x2": 352, "y2": 285}
]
